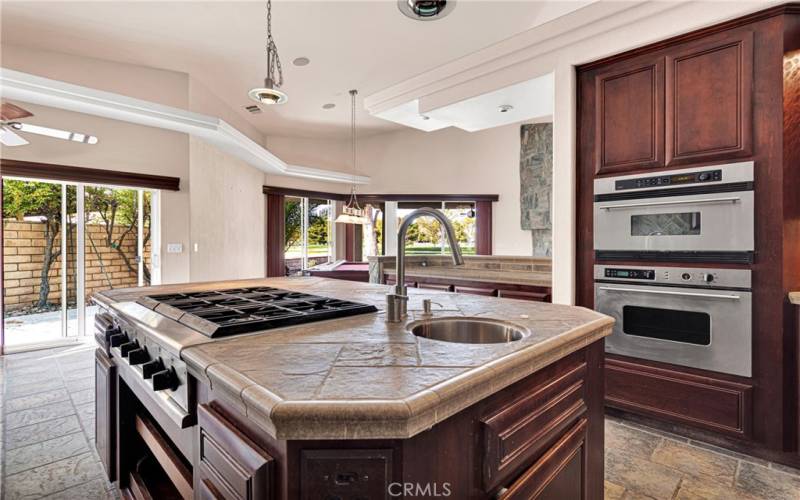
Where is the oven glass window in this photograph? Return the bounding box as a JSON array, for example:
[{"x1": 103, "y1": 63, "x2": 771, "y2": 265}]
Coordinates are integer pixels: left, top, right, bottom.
[
  {"x1": 630, "y1": 212, "x2": 701, "y2": 236},
  {"x1": 622, "y1": 305, "x2": 711, "y2": 345}
]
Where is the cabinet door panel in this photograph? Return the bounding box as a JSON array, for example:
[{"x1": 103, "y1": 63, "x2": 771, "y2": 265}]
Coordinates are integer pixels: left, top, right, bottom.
[
  {"x1": 666, "y1": 30, "x2": 753, "y2": 165},
  {"x1": 198, "y1": 404, "x2": 274, "y2": 500},
  {"x1": 95, "y1": 348, "x2": 116, "y2": 482},
  {"x1": 595, "y1": 58, "x2": 665, "y2": 175}
]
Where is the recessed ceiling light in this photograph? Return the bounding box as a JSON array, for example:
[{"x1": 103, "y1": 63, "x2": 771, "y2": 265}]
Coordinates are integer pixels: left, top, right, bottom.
[
  {"x1": 322, "y1": 103, "x2": 336, "y2": 110},
  {"x1": 293, "y1": 57, "x2": 310, "y2": 66},
  {"x1": 398, "y1": 0, "x2": 456, "y2": 21},
  {"x1": 498, "y1": 104, "x2": 514, "y2": 113}
]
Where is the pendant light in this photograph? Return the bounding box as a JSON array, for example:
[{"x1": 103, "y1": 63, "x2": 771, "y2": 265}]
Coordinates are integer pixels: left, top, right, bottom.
[
  {"x1": 335, "y1": 89, "x2": 370, "y2": 225},
  {"x1": 248, "y1": 0, "x2": 288, "y2": 105}
]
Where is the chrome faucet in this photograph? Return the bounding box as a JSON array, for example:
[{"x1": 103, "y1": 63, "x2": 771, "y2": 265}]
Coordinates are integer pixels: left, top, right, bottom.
[{"x1": 386, "y1": 208, "x2": 465, "y2": 322}]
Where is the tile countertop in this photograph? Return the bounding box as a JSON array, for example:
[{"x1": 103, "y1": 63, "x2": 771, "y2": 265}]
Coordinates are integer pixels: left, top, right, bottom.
[
  {"x1": 97, "y1": 277, "x2": 612, "y2": 440},
  {"x1": 790, "y1": 292, "x2": 800, "y2": 305}
]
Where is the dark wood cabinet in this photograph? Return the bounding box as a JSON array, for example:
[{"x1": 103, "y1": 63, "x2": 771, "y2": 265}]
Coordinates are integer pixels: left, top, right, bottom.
[
  {"x1": 384, "y1": 274, "x2": 552, "y2": 303},
  {"x1": 577, "y1": 4, "x2": 800, "y2": 468},
  {"x1": 665, "y1": 30, "x2": 754, "y2": 165},
  {"x1": 499, "y1": 419, "x2": 588, "y2": 500},
  {"x1": 95, "y1": 348, "x2": 116, "y2": 482},
  {"x1": 454, "y1": 285, "x2": 498, "y2": 296},
  {"x1": 299, "y1": 449, "x2": 394, "y2": 500},
  {"x1": 594, "y1": 56, "x2": 665, "y2": 175},
  {"x1": 197, "y1": 404, "x2": 274, "y2": 500}
]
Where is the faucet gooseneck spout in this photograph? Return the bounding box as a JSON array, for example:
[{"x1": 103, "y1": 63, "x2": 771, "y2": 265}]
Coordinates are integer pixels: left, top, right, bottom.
[{"x1": 386, "y1": 208, "x2": 465, "y2": 322}]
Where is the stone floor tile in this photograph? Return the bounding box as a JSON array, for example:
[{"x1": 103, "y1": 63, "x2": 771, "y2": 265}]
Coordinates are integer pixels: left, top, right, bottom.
[
  {"x1": 66, "y1": 375, "x2": 94, "y2": 393},
  {"x1": 5, "y1": 388, "x2": 70, "y2": 413},
  {"x1": 769, "y1": 462, "x2": 800, "y2": 477},
  {"x1": 69, "y1": 388, "x2": 94, "y2": 406},
  {"x1": 5, "y1": 415, "x2": 83, "y2": 450},
  {"x1": 735, "y1": 461, "x2": 800, "y2": 500},
  {"x1": 41, "y1": 478, "x2": 115, "y2": 499},
  {"x1": 605, "y1": 419, "x2": 662, "y2": 460},
  {"x1": 604, "y1": 480, "x2": 626, "y2": 499},
  {"x1": 3, "y1": 451, "x2": 105, "y2": 499},
  {"x1": 687, "y1": 439, "x2": 772, "y2": 468},
  {"x1": 62, "y1": 367, "x2": 94, "y2": 382},
  {"x1": 674, "y1": 476, "x2": 761, "y2": 500},
  {"x1": 605, "y1": 448, "x2": 683, "y2": 500},
  {"x1": 76, "y1": 401, "x2": 95, "y2": 423},
  {"x1": 651, "y1": 439, "x2": 738, "y2": 484},
  {"x1": 4, "y1": 377, "x2": 65, "y2": 398},
  {"x1": 5, "y1": 432, "x2": 90, "y2": 475},
  {"x1": 5, "y1": 400, "x2": 76, "y2": 429}
]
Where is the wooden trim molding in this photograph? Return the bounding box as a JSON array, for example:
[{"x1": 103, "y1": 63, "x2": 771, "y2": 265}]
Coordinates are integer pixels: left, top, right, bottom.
[
  {"x1": 0, "y1": 159, "x2": 180, "y2": 191},
  {"x1": 475, "y1": 200, "x2": 493, "y2": 255},
  {"x1": 262, "y1": 185, "x2": 499, "y2": 202},
  {"x1": 265, "y1": 194, "x2": 285, "y2": 277}
]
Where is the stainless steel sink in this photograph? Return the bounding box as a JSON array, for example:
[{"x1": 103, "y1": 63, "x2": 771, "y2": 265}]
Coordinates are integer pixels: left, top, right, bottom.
[{"x1": 407, "y1": 317, "x2": 528, "y2": 344}]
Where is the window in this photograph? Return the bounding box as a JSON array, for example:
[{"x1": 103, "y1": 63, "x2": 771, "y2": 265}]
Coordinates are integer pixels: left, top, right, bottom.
[
  {"x1": 283, "y1": 196, "x2": 334, "y2": 276},
  {"x1": 397, "y1": 201, "x2": 476, "y2": 256}
]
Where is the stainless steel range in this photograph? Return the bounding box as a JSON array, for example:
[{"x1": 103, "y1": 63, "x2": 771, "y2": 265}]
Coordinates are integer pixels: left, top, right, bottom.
[
  {"x1": 594, "y1": 264, "x2": 752, "y2": 377},
  {"x1": 93, "y1": 285, "x2": 379, "y2": 487}
]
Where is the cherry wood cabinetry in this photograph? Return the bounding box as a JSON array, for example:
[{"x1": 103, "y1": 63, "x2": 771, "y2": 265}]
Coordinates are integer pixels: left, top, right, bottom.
[
  {"x1": 665, "y1": 30, "x2": 754, "y2": 165},
  {"x1": 199, "y1": 341, "x2": 605, "y2": 499},
  {"x1": 577, "y1": 4, "x2": 800, "y2": 467},
  {"x1": 95, "y1": 349, "x2": 116, "y2": 482},
  {"x1": 197, "y1": 405, "x2": 274, "y2": 500},
  {"x1": 594, "y1": 56, "x2": 665, "y2": 175},
  {"x1": 385, "y1": 274, "x2": 552, "y2": 303}
]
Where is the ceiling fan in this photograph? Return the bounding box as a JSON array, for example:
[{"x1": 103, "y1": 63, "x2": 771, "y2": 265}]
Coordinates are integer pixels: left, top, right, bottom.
[{"x1": 1, "y1": 102, "x2": 98, "y2": 147}]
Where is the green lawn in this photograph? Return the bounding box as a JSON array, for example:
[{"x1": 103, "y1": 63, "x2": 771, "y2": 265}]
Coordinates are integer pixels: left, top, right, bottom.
[
  {"x1": 404, "y1": 245, "x2": 476, "y2": 255},
  {"x1": 285, "y1": 244, "x2": 330, "y2": 258}
]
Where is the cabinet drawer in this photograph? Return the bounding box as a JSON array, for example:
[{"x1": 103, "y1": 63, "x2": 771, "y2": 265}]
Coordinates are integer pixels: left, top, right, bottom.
[
  {"x1": 498, "y1": 290, "x2": 551, "y2": 302},
  {"x1": 481, "y1": 362, "x2": 587, "y2": 491},
  {"x1": 606, "y1": 357, "x2": 752, "y2": 438},
  {"x1": 498, "y1": 419, "x2": 587, "y2": 500},
  {"x1": 454, "y1": 286, "x2": 498, "y2": 297},
  {"x1": 198, "y1": 405, "x2": 274, "y2": 500},
  {"x1": 417, "y1": 282, "x2": 454, "y2": 292}
]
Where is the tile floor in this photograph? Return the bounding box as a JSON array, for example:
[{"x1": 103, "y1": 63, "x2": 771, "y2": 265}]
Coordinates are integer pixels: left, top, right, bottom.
[{"x1": 2, "y1": 340, "x2": 800, "y2": 499}]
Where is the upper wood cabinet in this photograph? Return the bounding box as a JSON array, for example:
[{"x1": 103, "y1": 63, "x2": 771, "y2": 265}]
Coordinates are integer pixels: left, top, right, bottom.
[
  {"x1": 666, "y1": 30, "x2": 754, "y2": 165},
  {"x1": 594, "y1": 57, "x2": 665, "y2": 175}
]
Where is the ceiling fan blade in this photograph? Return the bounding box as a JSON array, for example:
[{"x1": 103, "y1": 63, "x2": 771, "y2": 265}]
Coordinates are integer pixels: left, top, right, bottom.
[
  {"x1": 0, "y1": 102, "x2": 34, "y2": 121},
  {"x1": 0, "y1": 125, "x2": 29, "y2": 146},
  {"x1": 12, "y1": 122, "x2": 98, "y2": 144}
]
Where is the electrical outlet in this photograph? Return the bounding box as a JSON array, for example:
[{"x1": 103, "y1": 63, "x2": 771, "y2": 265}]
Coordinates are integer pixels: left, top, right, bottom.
[{"x1": 166, "y1": 243, "x2": 183, "y2": 254}]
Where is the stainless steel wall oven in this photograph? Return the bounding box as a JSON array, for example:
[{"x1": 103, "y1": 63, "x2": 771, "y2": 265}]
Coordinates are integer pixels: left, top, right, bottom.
[
  {"x1": 593, "y1": 161, "x2": 754, "y2": 263},
  {"x1": 594, "y1": 265, "x2": 752, "y2": 377}
]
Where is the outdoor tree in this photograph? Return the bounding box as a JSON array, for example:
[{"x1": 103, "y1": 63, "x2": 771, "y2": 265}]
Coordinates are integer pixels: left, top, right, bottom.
[
  {"x1": 84, "y1": 187, "x2": 151, "y2": 285},
  {"x1": 284, "y1": 199, "x2": 302, "y2": 252},
  {"x1": 2, "y1": 180, "x2": 75, "y2": 309}
]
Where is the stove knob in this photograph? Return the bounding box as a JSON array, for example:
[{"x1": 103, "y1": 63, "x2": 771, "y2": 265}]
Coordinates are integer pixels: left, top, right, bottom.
[
  {"x1": 127, "y1": 348, "x2": 149, "y2": 365},
  {"x1": 703, "y1": 273, "x2": 715, "y2": 283},
  {"x1": 141, "y1": 359, "x2": 164, "y2": 379},
  {"x1": 109, "y1": 333, "x2": 127, "y2": 348},
  {"x1": 119, "y1": 341, "x2": 139, "y2": 357},
  {"x1": 152, "y1": 368, "x2": 178, "y2": 391}
]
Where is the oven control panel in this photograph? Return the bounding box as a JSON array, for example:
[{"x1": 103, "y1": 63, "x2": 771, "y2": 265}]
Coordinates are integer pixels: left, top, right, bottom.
[
  {"x1": 595, "y1": 265, "x2": 751, "y2": 289},
  {"x1": 614, "y1": 169, "x2": 722, "y2": 191},
  {"x1": 604, "y1": 268, "x2": 655, "y2": 280}
]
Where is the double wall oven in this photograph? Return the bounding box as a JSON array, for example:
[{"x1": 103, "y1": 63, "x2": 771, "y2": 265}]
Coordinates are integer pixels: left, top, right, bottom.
[{"x1": 593, "y1": 161, "x2": 754, "y2": 377}]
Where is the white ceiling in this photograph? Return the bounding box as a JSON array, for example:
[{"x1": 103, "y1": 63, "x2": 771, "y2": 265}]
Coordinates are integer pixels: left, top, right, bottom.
[{"x1": 0, "y1": 1, "x2": 575, "y2": 140}]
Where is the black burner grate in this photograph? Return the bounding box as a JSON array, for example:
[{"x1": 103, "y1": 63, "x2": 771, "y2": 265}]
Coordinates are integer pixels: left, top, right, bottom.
[{"x1": 137, "y1": 286, "x2": 378, "y2": 337}]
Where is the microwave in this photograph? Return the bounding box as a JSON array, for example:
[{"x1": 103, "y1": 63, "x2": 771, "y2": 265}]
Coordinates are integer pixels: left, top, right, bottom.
[{"x1": 593, "y1": 161, "x2": 754, "y2": 263}]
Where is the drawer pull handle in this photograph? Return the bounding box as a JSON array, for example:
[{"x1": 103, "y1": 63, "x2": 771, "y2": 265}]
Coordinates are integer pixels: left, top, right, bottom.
[{"x1": 335, "y1": 472, "x2": 358, "y2": 485}]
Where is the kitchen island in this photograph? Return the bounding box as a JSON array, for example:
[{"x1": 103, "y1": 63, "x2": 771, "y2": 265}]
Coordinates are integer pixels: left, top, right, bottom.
[{"x1": 93, "y1": 277, "x2": 612, "y2": 500}]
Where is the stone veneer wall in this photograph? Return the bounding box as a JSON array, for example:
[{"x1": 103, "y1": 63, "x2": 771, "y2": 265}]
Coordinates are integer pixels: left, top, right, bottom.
[
  {"x1": 519, "y1": 123, "x2": 553, "y2": 257},
  {"x1": 3, "y1": 219, "x2": 149, "y2": 312}
]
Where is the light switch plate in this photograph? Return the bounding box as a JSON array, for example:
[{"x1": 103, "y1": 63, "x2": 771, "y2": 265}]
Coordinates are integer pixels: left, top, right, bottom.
[{"x1": 166, "y1": 243, "x2": 183, "y2": 254}]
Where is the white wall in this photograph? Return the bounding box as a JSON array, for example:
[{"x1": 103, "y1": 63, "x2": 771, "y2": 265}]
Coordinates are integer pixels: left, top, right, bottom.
[
  {"x1": 188, "y1": 138, "x2": 265, "y2": 281},
  {"x1": 1, "y1": 45, "x2": 269, "y2": 284},
  {"x1": 268, "y1": 123, "x2": 542, "y2": 256}
]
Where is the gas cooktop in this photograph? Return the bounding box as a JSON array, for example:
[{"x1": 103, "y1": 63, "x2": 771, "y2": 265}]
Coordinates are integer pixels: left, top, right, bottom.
[{"x1": 136, "y1": 286, "x2": 378, "y2": 338}]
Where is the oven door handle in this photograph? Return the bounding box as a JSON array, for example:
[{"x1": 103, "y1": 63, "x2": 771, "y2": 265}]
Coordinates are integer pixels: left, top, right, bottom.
[
  {"x1": 597, "y1": 286, "x2": 741, "y2": 300},
  {"x1": 598, "y1": 196, "x2": 741, "y2": 210}
]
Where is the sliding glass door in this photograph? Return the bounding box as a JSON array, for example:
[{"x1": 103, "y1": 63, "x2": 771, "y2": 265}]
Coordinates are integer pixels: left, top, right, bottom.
[{"x1": 2, "y1": 177, "x2": 159, "y2": 351}]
